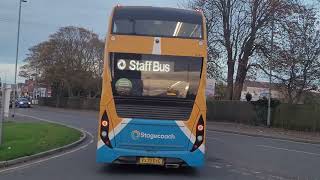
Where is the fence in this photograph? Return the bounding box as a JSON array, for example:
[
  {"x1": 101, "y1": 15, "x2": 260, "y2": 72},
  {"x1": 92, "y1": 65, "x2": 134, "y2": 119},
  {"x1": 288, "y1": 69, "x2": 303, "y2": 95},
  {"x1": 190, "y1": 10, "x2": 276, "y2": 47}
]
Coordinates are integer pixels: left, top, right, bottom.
[
  {"x1": 208, "y1": 100, "x2": 320, "y2": 131},
  {"x1": 39, "y1": 97, "x2": 99, "y2": 111},
  {"x1": 273, "y1": 104, "x2": 320, "y2": 131},
  {"x1": 207, "y1": 100, "x2": 257, "y2": 124}
]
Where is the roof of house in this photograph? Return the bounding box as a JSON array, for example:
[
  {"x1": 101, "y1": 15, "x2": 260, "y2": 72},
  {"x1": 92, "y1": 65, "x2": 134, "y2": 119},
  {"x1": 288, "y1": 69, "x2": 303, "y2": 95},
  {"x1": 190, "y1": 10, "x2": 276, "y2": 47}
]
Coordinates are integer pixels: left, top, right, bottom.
[{"x1": 243, "y1": 80, "x2": 282, "y2": 90}]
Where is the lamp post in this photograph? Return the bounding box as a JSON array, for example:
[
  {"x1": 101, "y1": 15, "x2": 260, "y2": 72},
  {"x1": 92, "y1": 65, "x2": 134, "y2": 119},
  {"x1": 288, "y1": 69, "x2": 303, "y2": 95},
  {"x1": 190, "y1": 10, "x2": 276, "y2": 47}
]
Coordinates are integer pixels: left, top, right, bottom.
[
  {"x1": 12, "y1": 0, "x2": 27, "y2": 118},
  {"x1": 267, "y1": 4, "x2": 275, "y2": 127}
]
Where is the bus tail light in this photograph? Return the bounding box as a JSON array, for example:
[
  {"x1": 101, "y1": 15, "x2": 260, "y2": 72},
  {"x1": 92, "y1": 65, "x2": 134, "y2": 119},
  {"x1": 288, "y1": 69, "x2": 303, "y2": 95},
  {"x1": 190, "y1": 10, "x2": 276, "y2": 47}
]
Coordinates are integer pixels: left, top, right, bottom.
[
  {"x1": 102, "y1": 120, "x2": 108, "y2": 127},
  {"x1": 197, "y1": 124, "x2": 204, "y2": 131},
  {"x1": 100, "y1": 111, "x2": 113, "y2": 148},
  {"x1": 191, "y1": 116, "x2": 205, "y2": 152}
]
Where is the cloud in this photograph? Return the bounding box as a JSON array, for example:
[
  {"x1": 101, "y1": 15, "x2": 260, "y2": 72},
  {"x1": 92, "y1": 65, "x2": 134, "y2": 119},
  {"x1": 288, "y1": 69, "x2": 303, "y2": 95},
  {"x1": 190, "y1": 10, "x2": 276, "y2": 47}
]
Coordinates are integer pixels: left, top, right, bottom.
[{"x1": 0, "y1": 0, "x2": 179, "y2": 79}]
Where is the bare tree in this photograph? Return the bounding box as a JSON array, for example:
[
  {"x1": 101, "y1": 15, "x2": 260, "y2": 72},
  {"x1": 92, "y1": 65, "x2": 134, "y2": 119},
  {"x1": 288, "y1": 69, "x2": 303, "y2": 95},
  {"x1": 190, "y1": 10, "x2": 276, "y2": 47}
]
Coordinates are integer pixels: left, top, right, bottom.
[
  {"x1": 185, "y1": 0, "x2": 297, "y2": 100},
  {"x1": 258, "y1": 6, "x2": 320, "y2": 103}
]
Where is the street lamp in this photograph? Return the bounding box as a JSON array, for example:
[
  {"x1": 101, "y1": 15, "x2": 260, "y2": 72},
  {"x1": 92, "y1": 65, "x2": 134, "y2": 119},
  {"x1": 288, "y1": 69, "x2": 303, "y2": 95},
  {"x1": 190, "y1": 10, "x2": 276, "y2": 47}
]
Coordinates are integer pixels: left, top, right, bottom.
[
  {"x1": 12, "y1": 0, "x2": 27, "y2": 118},
  {"x1": 267, "y1": 3, "x2": 275, "y2": 127}
]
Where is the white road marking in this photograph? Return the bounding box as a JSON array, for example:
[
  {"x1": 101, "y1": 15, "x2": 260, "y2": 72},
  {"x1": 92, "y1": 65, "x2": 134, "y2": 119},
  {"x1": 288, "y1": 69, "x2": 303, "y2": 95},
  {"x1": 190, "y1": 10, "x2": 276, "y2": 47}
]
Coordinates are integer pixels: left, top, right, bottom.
[
  {"x1": 257, "y1": 145, "x2": 320, "y2": 157},
  {"x1": 206, "y1": 136, "x2": 224, "y2": 143},
  {"x1": 0, "y1": 139, "x2": 92, "y2": 174},
  {"x1": 0, "y1": 113, "x2": 95, "y2": 174},
  {"x1": 208, "y1": 130, "x2": 320, "y2": 147},
  {"x1": 212, "y1": 165, "x2": 222, "y2": 169}
]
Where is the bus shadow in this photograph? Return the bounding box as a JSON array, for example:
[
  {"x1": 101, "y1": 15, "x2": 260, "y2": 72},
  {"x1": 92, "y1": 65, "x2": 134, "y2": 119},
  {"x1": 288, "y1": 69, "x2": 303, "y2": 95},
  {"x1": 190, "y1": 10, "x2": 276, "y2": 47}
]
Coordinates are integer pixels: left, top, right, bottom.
[{"x1": 99, "y1": 164, "x2": 200, "y2": 176}]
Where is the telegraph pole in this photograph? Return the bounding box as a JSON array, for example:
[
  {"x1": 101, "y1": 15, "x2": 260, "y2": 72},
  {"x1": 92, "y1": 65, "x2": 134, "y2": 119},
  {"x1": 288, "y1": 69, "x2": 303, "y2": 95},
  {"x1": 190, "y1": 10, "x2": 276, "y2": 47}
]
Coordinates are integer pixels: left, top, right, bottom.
[
  {"x1": 267, "y1": 4, "x2": 275, "y2": 127},
  {"x1": 12, "y1": 0, "x2": 27, "y2": 118}
]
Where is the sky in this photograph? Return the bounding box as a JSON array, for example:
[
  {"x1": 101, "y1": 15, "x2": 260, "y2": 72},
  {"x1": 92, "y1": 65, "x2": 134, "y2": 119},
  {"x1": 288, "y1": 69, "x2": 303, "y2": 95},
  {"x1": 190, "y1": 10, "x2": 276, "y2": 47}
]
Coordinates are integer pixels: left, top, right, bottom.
[{"x1": 0, "y1": 0, "x2": 180, "y2": 84}]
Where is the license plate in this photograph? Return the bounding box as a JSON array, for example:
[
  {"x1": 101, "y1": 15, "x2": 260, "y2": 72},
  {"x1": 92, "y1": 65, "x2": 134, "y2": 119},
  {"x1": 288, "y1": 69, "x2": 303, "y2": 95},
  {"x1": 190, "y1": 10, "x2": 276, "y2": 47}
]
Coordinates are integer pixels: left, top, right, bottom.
[{"x1": 138, "y1": 157, "x2": 164, "y2": 165}]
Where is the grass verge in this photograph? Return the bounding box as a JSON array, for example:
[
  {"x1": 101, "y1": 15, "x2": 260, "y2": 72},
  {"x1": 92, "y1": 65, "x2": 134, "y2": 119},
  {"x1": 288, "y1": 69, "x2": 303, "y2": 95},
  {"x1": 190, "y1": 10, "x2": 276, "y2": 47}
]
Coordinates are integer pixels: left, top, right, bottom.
[{"x1": 0, "y1": 121, "x2": 82, "y2": 161}]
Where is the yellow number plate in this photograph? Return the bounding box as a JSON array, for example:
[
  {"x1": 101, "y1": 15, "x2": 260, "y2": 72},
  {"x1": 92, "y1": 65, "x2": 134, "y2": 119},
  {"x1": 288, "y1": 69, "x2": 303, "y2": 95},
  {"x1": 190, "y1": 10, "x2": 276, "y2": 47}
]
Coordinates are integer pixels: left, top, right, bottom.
[{"x1": 138, "y1": 157, "x2": 164, "y2": 165}]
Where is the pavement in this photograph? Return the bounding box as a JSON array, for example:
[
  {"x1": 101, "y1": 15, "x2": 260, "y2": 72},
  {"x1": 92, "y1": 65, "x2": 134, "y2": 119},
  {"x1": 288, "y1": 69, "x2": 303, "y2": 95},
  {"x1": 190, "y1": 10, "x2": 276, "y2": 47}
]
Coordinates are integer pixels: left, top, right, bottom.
[
  {"x1": 207, "y1": 121, "x2": 320, "y2": 144},
  {"x1": 0, "y1": 106, "x2": 319, "y2": 180}
]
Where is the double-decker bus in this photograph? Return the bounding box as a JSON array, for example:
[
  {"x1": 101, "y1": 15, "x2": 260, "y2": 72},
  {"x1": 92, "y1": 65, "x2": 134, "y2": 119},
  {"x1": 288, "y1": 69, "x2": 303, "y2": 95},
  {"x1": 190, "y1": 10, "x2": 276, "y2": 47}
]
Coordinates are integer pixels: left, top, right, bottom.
[{"x1": 97, "y1": 6, "x2": 207, "y2": 168}]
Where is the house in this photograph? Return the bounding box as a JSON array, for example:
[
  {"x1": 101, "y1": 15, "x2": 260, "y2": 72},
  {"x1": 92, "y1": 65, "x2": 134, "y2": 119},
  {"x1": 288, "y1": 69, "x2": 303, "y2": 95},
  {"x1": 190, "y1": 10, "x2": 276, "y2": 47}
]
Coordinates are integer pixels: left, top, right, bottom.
[
  {"x1": 240, "y1": 80, "x2": 285, "y2": 101},
  {"x1": 21, "y1": 80, "x2": 51, "y2": 99}
]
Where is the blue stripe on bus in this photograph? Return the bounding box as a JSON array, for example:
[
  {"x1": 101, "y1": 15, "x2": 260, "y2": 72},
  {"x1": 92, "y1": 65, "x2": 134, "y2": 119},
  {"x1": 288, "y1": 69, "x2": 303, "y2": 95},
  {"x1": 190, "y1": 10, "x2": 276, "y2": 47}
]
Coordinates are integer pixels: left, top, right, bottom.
[{"x1": 115, "y1": 119, "x2": 189, "y2": 151}]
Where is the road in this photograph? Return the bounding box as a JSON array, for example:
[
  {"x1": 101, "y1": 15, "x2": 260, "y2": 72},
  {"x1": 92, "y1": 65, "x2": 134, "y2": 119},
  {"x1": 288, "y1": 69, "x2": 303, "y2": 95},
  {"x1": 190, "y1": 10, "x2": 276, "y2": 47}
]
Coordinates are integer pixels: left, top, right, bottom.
[{"x1": 1, "y1": 106, "x2": 320, "y2": 180}]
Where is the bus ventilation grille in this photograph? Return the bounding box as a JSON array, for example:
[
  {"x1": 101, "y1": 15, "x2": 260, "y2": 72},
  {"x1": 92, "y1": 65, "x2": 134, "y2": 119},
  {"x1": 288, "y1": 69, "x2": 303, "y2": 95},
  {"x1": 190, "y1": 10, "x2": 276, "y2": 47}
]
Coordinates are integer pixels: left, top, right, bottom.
[{"x1": 115, "y1": 104, "x2": 193, "y2": 121}]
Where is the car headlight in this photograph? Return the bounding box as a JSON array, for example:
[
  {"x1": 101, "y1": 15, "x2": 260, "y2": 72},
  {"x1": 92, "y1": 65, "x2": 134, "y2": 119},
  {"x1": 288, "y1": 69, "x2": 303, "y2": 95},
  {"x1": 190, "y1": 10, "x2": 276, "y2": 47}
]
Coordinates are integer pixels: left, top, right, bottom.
[
  {"x1": 19, "y1": 102, "x2": 23, "y2": 105},
  {"x1": 28, "y1": 102, "x2": 31, "y2": 105}
]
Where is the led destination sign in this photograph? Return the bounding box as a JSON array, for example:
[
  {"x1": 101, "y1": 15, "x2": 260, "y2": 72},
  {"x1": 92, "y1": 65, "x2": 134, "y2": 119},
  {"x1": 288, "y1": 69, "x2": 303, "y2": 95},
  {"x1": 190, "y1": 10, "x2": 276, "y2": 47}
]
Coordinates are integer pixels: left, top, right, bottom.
[{"x1": 117, "y1": 59, "x2": 173, "y2": 73}]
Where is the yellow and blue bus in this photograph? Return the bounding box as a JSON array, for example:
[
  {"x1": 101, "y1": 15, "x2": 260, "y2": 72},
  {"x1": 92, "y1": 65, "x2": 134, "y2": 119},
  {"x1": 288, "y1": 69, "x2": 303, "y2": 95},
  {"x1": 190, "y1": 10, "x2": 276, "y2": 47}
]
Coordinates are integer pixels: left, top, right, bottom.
[{"x1": 97, "y1": 6, "x2": 207, "y2": 167}]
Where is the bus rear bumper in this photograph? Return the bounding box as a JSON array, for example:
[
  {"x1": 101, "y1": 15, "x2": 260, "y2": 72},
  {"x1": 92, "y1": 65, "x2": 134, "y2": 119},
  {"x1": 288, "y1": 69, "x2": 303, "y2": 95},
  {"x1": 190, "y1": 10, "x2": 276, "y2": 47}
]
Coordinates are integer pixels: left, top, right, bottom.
[{"x1": 96, "y1": 145, "x2": 204, "y2": 167}]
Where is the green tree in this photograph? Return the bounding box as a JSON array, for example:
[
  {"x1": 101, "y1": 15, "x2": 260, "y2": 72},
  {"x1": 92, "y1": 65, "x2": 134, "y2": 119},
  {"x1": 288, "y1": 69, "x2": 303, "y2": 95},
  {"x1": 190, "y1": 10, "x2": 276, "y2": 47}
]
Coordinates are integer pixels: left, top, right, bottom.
[{"x1": 20, "y1": 26, "x2": 104, "y2": 98}]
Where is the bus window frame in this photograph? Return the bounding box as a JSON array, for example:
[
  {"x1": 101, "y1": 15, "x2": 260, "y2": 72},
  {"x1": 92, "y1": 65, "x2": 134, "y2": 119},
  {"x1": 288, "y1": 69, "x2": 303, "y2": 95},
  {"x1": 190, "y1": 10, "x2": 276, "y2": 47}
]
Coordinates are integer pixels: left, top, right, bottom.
[
  {"x1": 111, "y1": 18, "x2": 205, "y2": 40},
  {"x1": 108, "y1": 52, "x2": 204, "y2": 100}
]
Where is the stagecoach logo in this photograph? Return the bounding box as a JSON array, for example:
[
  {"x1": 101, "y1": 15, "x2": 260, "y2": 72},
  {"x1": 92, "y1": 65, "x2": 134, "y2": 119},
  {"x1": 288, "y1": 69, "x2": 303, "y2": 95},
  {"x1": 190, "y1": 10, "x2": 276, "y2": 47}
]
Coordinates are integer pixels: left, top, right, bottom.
[
  {"x1": 117, "y1": 59, "x2": 127, "y2": 70},
  {"x1": 130, "y1": 130, "x2": 176, "y2": 141},
  {"x1": 131, "y1": 130, "x2": 141, "y2": 140},
  {"x1": 117, "y1": 59, "x2": 172, "y2": 73}
]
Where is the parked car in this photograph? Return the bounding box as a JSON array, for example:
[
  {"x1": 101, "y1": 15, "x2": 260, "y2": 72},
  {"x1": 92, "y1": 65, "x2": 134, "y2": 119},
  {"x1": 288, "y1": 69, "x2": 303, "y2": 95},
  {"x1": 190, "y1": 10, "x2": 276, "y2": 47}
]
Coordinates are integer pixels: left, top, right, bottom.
[{"x1": 15, "y1": 98, "x2": 31, "y2": 108}]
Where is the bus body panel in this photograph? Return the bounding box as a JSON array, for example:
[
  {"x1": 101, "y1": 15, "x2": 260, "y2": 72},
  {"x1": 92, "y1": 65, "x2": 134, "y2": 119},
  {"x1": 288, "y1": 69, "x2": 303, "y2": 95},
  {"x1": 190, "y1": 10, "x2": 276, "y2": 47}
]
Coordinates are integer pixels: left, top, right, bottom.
[
  {"x1": 97, "y1": 145, "x2": 204, "y2": 167},
  {"x1": 97, "y1": 6, "x2": 207, "y2": 167},
  {"x1": 107, "y1": 35, "x2": 206, "y2": 57}
]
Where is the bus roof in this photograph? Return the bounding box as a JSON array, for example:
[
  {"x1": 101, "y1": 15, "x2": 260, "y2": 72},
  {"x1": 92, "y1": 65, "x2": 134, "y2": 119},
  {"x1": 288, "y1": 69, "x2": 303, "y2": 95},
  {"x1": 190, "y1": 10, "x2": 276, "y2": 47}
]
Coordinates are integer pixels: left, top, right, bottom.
[{"x1": 113, "y1": 6, "x2": 203, "y2": 25}]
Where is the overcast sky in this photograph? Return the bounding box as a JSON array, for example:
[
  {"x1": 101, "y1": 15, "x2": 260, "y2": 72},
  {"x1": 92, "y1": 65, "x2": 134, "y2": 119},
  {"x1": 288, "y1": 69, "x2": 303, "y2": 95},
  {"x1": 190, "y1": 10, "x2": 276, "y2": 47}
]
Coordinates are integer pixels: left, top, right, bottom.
[{"x1": 0, "y1": 0, "x2": 180, "y2": 83}]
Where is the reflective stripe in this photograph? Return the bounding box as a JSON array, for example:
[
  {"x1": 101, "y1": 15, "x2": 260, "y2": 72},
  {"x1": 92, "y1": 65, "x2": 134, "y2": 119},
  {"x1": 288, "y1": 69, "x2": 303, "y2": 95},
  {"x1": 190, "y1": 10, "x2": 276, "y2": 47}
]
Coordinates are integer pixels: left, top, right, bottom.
[
  {"x1": 97, "y1": 140, "x2": 105, "y2": 149},
  {"x1": 175, "y1": 121, "x2": 196, "y2": 143},
  {"x1": 176, "y1": 121, "x2": 205, "y2": 153},
  {"x1": 109, "y1": 118, "x2": 132, "y2": 140},
  {"x1": 97, "y1": 118, "x2": 133, "y2": 150},
  {"x1": 199, "y1": 144, "x2": 205, "y2": 153}
]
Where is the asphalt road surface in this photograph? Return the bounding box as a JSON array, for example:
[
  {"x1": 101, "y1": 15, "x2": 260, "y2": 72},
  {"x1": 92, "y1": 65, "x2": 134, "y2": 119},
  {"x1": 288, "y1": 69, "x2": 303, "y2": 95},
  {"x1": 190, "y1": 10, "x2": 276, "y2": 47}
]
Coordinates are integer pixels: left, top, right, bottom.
[{"x1": 1, "y1": 106, "x2": 320, "y2": 180}]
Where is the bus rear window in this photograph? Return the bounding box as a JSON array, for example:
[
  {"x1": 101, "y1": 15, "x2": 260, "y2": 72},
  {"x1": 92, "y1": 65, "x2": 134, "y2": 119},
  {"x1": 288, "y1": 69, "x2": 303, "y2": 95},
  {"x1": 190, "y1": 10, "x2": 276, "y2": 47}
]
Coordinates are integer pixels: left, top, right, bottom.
[
  {"x1": 113, "y1": 20, "x2": 203, "y2": 39},
  {"x1": 110, "y1": 53, "x2": 203, "y2": 100}
]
